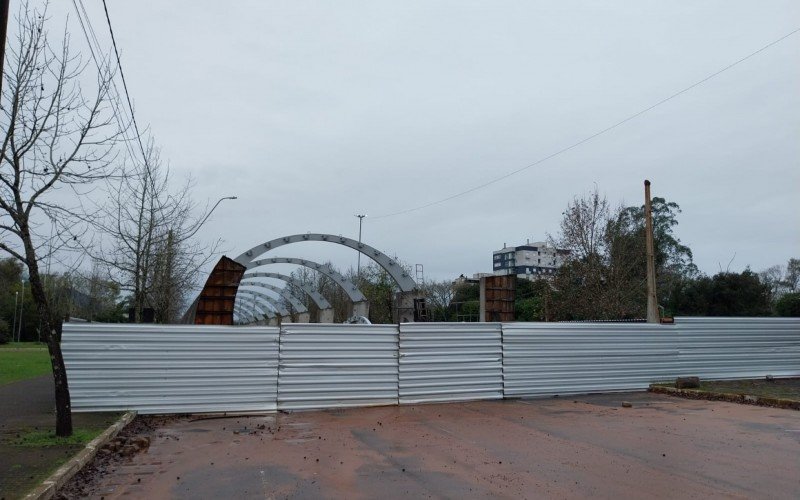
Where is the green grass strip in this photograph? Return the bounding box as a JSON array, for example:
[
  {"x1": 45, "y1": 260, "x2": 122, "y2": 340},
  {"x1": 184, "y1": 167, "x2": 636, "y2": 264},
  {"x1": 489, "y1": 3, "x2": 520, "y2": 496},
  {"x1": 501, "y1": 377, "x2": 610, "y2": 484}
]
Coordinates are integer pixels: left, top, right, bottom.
[{"x1": 0, "y1": 348, "x2": 52, "y2": 385}]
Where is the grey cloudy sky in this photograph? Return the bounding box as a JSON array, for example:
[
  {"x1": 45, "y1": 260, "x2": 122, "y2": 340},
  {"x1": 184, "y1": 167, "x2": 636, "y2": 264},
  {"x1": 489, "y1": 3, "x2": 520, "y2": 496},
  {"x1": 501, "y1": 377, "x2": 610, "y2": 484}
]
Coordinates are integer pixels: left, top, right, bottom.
[{"x1": 51, "y1": 1, "x2": 799, "y2": 281}]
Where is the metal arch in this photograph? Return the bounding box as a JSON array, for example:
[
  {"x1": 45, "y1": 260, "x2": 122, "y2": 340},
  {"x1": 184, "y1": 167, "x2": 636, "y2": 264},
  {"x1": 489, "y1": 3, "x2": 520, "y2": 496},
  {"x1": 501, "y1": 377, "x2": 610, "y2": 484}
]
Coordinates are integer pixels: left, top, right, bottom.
[
  {"x1": 234, "y1": 297, "x2": 273, "y2": 323},
  {"x1": 234, "y1": 233, "x2": 418, "y2": 292},
  {"x1": 241, "y1": 272, "x2": 331, "y2": 310},
  {"x1": 237, "y1": 289, "x2": 290, "y2": 317},
  {"x1": 240, "y1": 280, "x2": 308, "y2": 314},
  {"x1": 233, "y1": 305, "x2": 257, "y2": 324},
  {"x1": 243, "y1": 257, "x2": 367, "y2": 303},
  {"x1": 234, "y1": 302, "x2": 274, "y2": 323},
  {"x1": 233, "y1": 305, "x2": 255, "y2": 324},
  {"x1": 237, "y1": 290, "x2": 287, "y2": 318}
]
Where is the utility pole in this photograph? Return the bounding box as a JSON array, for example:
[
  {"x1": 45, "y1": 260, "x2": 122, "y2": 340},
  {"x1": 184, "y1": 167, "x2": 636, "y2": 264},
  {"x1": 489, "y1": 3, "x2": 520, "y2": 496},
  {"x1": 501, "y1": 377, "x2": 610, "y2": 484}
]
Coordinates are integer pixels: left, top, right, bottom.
[
  {"x1": 355, "y1": 214, "x2": 366, "y2": 276},
  {"x1": 644, "y1": 180, "x2": 660, "y2": 323},
  {"x1": 17, "y1": 278, "x2": 24, "y2": 341},
  {"x1": 0, "y1": 0, "x2": 10, "y2": 96},
  {"x1": 12, "y1": 290, "x2": 17, "y2": 339}
]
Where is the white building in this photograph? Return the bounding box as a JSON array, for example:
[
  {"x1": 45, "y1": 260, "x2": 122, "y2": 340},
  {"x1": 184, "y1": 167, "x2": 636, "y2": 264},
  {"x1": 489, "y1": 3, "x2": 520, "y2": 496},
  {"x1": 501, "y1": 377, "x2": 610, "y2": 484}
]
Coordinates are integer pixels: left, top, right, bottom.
[{"x1": 492, "y1": 241, "x2": 570, "y2": 280}]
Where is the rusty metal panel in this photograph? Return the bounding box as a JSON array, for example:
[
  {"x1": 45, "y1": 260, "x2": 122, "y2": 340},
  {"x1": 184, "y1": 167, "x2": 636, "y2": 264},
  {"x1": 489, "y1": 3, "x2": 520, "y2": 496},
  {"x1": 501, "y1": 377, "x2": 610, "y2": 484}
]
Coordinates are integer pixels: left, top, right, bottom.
[
  {"x1": 483, "y1": 275, "x2": 515, "y2": 322},
  {"x1": 278, "y1": 324, "x2": 399, "y2": 410},
  {"x1": 62, "y1": 323, "x2": 279, "y2": 414},
  {"x1": 399, "y1": 323, "x2": 503, "y2": 404},
  {"x1": 194, "y1": 256, "x2": 246, "y2": 325}
]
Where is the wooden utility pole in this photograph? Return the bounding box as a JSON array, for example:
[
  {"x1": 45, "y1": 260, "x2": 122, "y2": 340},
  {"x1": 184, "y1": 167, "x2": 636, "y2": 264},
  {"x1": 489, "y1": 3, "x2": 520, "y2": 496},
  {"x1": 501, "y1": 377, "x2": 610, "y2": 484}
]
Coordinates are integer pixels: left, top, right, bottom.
[
  {"x1": 0, "y1": 0, "x2": 9, "y2": 96},
  {"x1": 644, "y1": 180, "x2": 660, "y2": 323}
]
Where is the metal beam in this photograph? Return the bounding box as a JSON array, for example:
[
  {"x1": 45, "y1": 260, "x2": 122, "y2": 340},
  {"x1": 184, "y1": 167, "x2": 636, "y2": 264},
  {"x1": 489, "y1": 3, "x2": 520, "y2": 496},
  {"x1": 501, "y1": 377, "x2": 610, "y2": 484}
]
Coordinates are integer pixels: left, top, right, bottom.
[
  {"x1": 242, "y1": 257, "x2": 366, "y2": 302},
  {"x1": 234, "y1": 301, "x2": 274, "y2": 324},
  {"x1": 240, "y1": 280, "x2": 308, "y2": 313},
  {"x1": 241, "y1": 271, "x2": 331, "y2": 310},
  {"x1": 237, "y1": 289, "x2": 290, "y2": 317},
  {"x1": 234, "y1": 233, "x2": 418, "y2": 292}
]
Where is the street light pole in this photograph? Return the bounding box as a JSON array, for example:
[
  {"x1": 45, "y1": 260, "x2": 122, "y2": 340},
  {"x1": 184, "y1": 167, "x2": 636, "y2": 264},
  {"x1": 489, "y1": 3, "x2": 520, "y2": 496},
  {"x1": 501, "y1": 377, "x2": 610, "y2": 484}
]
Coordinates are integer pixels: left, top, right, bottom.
[
  {"x1": 12, "y1": 290, "x2": 17, "y2": 341},
  {"x1": 355, "y1": 214, "x2": 366, "y2": 276},
  {"x1": 184, "y1": 196, "x2": 237, "y2": 240},
  {"x1": 17, "y1": 278, "x2": 24, "y2": 342}
]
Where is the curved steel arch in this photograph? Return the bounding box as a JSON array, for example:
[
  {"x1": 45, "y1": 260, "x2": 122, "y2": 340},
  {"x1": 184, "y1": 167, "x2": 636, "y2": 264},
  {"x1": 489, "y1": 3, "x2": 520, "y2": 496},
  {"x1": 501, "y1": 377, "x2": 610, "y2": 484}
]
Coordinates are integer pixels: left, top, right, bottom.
[
  {"x1": 234, "y1": 302, "x2": 274, "y2": 323},
  {"x1": 233, "y1": 305, "x2": 259, "y2": 324},
  {"x1": 235, "y1": 295, "x2": 274, "y2": 322},
  {"x1": 237, "y1": 289, "x2": 290, "y2": 317},
  {"x1": 240, "y1": 280, "x2": 308, "y2": 313},
  {"x1": 235, "y1": 233, "x2": 417, "y2": 292},
  {"x1": 242, "y1": 272, "x2": 331, "y2": 310},
  {"x1": 238, "y1": 289, "x2": 287, "y2": 317},
  {"x1": 243, "y1": 257, "x2": 366, "y2": 302}
]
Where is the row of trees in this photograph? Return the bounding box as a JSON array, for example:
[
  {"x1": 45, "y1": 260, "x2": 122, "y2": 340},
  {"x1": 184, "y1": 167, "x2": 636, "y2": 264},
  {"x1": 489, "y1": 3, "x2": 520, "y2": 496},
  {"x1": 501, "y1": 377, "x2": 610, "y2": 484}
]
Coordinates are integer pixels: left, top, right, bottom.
[
  {"x1": 265, "y1": 184, "x2": 796, "y2": 324},
  {"x1": 0, "y1": 5, "x2": 220, "y2": 435},
  {"x1": 416, "y1": 189, "x2": 796, "y2": 322}
]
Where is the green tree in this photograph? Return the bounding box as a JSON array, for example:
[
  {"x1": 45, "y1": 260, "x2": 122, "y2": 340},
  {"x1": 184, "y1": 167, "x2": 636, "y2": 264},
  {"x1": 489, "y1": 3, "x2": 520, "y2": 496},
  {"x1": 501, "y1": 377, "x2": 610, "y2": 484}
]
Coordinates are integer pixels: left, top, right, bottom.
[
  {"x1": 775, "y1": 292, "x2": 800, "y2": 317},
  {"x1": 672, "y1": 270, "x2": 771, "y2": 317}
]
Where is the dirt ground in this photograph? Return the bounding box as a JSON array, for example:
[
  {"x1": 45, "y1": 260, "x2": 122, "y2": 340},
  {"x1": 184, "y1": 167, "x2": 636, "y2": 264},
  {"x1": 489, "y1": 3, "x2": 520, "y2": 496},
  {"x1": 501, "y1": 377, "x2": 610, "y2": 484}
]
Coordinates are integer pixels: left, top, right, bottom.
[{"x1": 58, "y1": 393, "x2": 800, "y2": 499}]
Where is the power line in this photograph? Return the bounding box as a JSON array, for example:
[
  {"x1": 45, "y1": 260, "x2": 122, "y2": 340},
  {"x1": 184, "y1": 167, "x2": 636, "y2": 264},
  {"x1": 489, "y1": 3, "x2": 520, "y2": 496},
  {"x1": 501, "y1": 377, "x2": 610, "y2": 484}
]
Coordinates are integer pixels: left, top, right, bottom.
[
  {"x1": 71, "y1": 0, "x2": 141, "y2": 167},
  {"x1": 371, "y1": 26, "x2": 800, "y2": 220},
  {"x1": 100, "y1": 0, "x2": 149, "y2": 164}
]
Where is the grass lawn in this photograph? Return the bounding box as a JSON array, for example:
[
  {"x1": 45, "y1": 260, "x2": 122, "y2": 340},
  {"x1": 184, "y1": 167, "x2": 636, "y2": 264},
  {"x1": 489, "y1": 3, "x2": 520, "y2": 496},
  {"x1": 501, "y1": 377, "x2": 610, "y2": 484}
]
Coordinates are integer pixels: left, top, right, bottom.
[
  {"x1": 655, "y1": 378, "x2": 800, "y2": 401},
  {"x1": 0, "y1": 345, "x2": 51, "y2": 385}
]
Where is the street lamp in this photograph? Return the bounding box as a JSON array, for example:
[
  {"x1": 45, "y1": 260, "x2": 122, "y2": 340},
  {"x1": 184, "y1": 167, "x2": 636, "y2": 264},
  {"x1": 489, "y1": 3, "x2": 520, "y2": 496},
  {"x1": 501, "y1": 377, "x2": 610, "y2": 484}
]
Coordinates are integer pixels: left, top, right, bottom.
[
  {"x1": 12, "y1": 291, "x2": 18, "y2": 342},
  {"x1": 185, "y1": 196, "x2": 237, "y2": 240},
  {"x1": 17, "y1": 278, "x2": 23, "y2": 342},
  {"x1": 355, "y1": 214, "x2": 366, "y2": 276}
]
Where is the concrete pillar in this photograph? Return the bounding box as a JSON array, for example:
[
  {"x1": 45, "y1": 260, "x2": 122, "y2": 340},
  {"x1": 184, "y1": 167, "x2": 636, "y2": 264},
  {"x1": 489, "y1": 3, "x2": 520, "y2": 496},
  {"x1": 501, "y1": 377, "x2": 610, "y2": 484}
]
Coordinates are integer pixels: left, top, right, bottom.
[
  {"x1": 267, "y1": 317, "x2": 279, "y2": 327},
  {"x1": 352, "y1": 301, "x2": 370, "y2": 319},
  {"x1": 282, "y1": 315, "x2": 293, "y2": 324},
  {"x1": 393, "y1": 291, "x2": 419, "y2": 323},
  {"x1": 296, "y1": 312, "x2": 311, "y2": 323},
  {"x1": 319, "y1": 308, "x2": 335, "y2": 323}
]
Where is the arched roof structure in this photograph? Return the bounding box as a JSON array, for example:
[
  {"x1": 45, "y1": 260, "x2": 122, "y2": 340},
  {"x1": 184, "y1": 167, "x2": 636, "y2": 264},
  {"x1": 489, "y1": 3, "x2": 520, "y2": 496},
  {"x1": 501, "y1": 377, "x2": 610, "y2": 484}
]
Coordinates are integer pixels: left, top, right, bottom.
[
  {"x1": 237, "y1": 289, "x2": 290, "y2": 317},
  {"x1": 244, "y1": 257, "x2": 366, "y2": 302},
  {"x1": 235, "y1": 233, "x2": 417, "y2": 292},
  {"x1": 242, "y1": 272, "x2": 331, "y2": 310},
  {"x1": 240, "y1": 280, "x2": 307, "y2": 313}
]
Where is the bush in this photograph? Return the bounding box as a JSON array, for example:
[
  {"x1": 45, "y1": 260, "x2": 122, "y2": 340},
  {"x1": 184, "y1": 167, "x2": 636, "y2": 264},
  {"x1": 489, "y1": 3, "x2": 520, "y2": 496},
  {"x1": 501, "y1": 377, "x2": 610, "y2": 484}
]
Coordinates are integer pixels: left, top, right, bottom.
[
  {"x1": 775, "y1": 293, "x2": 800, "y2": 317},
  {"x1": 0, "y1": 319, "x2": 9, "y2": 344}
]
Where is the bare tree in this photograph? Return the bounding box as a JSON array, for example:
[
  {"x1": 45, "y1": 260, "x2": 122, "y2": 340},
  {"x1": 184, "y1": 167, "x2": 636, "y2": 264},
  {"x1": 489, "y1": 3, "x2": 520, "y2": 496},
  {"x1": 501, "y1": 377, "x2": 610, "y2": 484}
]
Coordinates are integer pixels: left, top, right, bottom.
[
  {"x1": 0, "y1": 4, "x2": 121, "y2": 436},
  {"x1": 551, "y1": 187, "x2": 609, "y2": 264},
  {"x1": 420, "y1": 279, "x2": 455, "y2": 321},
  {"x1": 92, "y1": 142, "x2": 221, "y2": 323}
]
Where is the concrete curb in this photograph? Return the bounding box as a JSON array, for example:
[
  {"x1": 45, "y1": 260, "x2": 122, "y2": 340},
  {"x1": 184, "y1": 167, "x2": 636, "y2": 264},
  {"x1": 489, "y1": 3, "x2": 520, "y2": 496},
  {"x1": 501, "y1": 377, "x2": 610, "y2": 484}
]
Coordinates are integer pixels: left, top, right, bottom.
[
  {"x1": 23, "y1": 411, "x2": 137, "y2": 500},
  {"x1": 649, "y1": 385, "x2": 800, "y2": 411}
]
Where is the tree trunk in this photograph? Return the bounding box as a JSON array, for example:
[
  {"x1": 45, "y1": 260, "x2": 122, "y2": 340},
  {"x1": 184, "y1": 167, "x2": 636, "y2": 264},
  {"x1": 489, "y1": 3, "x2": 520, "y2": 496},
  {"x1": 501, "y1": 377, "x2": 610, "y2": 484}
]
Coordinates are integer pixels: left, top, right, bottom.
[
  {"x1": 48, "y1": 324, "x2": 73, "y2": 436},
  {"x1": 21, "y1": 224, "x2": 73, "y2": 436}
]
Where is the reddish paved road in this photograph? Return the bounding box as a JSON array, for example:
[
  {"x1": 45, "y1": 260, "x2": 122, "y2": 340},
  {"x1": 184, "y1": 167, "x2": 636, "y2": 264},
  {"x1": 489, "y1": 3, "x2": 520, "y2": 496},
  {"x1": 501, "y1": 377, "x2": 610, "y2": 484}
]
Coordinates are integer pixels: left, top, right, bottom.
[{"x1": 65, "y1": 393, "x2": 800, "y2": 499}]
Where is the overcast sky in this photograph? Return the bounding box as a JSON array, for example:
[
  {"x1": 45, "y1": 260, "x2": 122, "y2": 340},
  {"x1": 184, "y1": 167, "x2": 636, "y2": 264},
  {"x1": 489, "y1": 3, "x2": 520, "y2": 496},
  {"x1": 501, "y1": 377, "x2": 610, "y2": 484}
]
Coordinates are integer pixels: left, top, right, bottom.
[{"x1": 47, "y1": 1, "x2": 800, "y2": 282}]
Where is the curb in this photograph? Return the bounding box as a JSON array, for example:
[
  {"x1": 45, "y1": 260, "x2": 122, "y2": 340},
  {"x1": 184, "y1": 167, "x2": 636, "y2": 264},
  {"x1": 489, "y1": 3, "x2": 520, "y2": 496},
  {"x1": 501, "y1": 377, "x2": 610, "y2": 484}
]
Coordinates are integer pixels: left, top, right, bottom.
[
  {"x1": 23, "y1": 411, "x2": 137, "y2": 500},
  {"x1": 648, "y1": 385, "x2": 800, "y2": 411}
]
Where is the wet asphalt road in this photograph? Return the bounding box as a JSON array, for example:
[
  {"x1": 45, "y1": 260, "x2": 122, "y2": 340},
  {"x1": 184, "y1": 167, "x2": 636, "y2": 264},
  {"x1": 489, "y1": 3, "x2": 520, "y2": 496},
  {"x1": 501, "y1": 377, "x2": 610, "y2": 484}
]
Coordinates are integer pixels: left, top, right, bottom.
[{"x1": 62, "y1": 393, "x2": 800, "y2": 499}]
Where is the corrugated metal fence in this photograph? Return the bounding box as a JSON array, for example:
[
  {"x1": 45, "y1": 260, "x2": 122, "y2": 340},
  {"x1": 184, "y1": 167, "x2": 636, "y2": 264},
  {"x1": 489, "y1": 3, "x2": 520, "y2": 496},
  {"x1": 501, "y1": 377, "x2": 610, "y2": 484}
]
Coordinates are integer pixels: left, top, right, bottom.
[
  {"x1": 399, "y1": 323, "x2": 502, "y2": 404},
  {"x1": 278, "y1": 324, "x2": 398, "y2": 410},
  {"x1": 62, "y1": 324, "x2": 279, "y2": 414},
  {"x1": 62, "y1": 317, "x2": 800, "y2": 414}
]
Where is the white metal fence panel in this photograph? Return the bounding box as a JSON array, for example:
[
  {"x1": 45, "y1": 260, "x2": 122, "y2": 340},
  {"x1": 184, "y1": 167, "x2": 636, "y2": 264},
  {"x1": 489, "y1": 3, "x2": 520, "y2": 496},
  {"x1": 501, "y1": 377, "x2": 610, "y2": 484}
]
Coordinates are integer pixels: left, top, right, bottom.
[
  {"x1": 675, "y1": 317, "x2": 800, "y2": 380},
  {"x1": 502, "y1": 322, "x2": 679, "y2": 397},
  {"x1": 63, "y1": 324, "x2": 279, "y2": 414},
  {"x1": 399, "y1": 323, "x2": 503, "y2": 404},
  {"x1": 278, "y1": 324, "x2": 399, "y2": 410}
]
